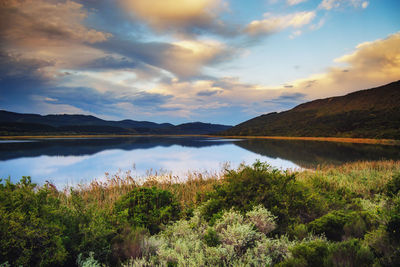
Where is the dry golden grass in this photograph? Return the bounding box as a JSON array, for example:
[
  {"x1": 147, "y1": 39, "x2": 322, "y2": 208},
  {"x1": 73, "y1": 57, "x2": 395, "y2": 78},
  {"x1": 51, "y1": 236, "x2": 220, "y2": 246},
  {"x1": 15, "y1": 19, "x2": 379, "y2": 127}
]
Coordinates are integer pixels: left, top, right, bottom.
[
  {"x1": 210, "y1": 135, "x2": 400, "y2": 145},
  {"x1": 297, "y1": 160, "x2": 400, "y2": 196},
  {"x1": 56, "y1": 160, "x2": 400, "y2": 210},
  {"x1": 59, "y1": 170, "x2": 224, "y2": 209}
]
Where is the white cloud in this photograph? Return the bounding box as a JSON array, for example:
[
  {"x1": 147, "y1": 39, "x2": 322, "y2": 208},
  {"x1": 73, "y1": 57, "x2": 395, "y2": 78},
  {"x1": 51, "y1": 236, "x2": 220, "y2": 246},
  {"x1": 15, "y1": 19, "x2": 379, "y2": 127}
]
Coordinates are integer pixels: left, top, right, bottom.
[
  {"x1": 287, "y1": 0, "x2": 308, "y2": 6},
  {"x1": 319, "y1": 0, "x2": 369, "y2": 10}
]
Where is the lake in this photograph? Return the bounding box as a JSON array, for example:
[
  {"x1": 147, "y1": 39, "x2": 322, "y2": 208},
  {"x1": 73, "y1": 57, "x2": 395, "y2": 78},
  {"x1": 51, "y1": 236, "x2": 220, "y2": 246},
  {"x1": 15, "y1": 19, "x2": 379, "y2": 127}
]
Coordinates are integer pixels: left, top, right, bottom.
[{"x1": 1, "y1": 136, "x2": 400, "y2": 188}]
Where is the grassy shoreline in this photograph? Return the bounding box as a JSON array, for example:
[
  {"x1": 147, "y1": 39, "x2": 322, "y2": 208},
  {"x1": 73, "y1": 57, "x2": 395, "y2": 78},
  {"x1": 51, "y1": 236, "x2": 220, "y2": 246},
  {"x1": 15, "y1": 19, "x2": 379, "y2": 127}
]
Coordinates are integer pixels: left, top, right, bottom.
[{"x1": 1, "y1": 134, "x2": 399, "y2": 145}]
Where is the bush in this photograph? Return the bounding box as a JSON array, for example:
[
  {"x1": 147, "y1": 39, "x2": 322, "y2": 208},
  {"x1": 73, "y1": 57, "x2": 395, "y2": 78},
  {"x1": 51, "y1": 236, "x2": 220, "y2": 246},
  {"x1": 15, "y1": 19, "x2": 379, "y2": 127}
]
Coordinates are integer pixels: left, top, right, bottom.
[
  {"x1": 280, "y1": 239, "x2": 375, "y2": 267},
  {"x1": 0, "y1": 177, "x2": 68, "y2": 266},
  {"x1": 386, "y1": 196, "x2": 400, "y2": 243},
  {"x1": 127, "y1": 205, "x2": 287, "y2": 266},
  {"x1": 328, "y1": 239, "x2": 375, "y2": 267},
  {"x1": 246, "y1": 204, "x2": 277, "y2": 235},
  {"x1": 114, "y1": 187, "x2": 181, "y2": 234},
  {"x1": 204, "y1": 228, "x2": 220, "y2": 247},
  {"x1": 385, "y1": 173, "x2": 400, "y2": 197},
  {"x1": 202, "y1": 161, "x2": 324, "y2": 232},
  {"x1": 279, "y1": 239, "x2": 330, "y2": 267},
  {"x1": 111, "y1": 226, "x2": 149, "y2": 264},
  {"x1": 308, "y1": 210, "x2": 376, "y2": 241}
]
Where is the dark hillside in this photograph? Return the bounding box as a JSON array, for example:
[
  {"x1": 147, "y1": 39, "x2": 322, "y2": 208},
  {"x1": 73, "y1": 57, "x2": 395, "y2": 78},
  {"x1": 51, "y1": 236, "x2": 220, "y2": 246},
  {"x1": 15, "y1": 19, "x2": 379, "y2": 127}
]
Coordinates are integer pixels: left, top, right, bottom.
[{"x1": 221, "y1": 81, "x2": 400, "y2": 139}]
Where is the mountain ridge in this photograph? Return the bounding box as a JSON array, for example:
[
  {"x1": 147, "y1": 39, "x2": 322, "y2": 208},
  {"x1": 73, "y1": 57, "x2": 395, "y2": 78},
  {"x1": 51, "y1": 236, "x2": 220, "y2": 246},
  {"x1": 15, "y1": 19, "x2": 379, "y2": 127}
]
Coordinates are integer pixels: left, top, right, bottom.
[
  {"x1": 0, "y1": 110, "x2": 231, "y2": 136},
  {"x1": 221, "y1": 80, "x2": 400, "y2": 139}
]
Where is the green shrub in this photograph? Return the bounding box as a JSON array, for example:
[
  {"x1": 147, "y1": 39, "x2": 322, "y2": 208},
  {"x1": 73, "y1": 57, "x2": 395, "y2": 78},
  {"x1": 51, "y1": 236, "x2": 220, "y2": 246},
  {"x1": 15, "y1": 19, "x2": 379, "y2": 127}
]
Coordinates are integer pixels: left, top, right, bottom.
[
  {"x1": 328, "y1": 239, "x2": 375, "y2": 267},
  {"x1": 308, "y1": 210, "x2": 376, "y2": 241},
  {"x1": 281, "y1": 239, "x2": 375, "y2": 267},
  {"x1": 204, "y1": 228, "x2": 220, "y2": 247},
  {"x1": 386, "y1": 196, "x2": 400, "y2": 243},
  {"x1": 279, "y1": 239, "x2": 331, "y2": 267},
  {"x1": 202, "y1": 161, "x2": 324, "y2": 232},
  {"x1": 111, "y1": 226, "x2": 149, "y2": 264},
  {"x1": 114, "y1": 187, "x2": 181, "y2": 234},
  {"x1": 246, "y1": 204, "x2": 277, "y2": 235},
  {"x1": 128, "y1": 205, "x2": 287, "y2": 266},
  {"x1": 0, "y1": 177, "x2": 68, "y2": 266},
  {"x1": 385, "y1": 173, "x2": 400, "y2": 197},
  {"x1": 65, "y1": 190, "x2": 115, "y2": 266}
]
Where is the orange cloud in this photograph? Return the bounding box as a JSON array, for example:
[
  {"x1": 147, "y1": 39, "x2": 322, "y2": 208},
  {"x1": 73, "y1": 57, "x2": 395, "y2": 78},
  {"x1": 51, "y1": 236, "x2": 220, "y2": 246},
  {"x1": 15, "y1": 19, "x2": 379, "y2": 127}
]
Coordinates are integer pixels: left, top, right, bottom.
[
  {"x1": 0, "y1": 0, "x2": 112, "y2": 79},
  {"x1": 245, "y1": 11, "x2": 316, "y2": 36},
  {"x1": 286, "y1": 32, "x2": 400, "y2": 98},
  {"x1": 161, "y1": 40, "x2": 232, "y2": 78},
  {"x1": 119, "y1": 0, "x2": 226, "y2": 33},
  {"x1": 0, "y1": 0, "x2": 111, "y2": 46}
]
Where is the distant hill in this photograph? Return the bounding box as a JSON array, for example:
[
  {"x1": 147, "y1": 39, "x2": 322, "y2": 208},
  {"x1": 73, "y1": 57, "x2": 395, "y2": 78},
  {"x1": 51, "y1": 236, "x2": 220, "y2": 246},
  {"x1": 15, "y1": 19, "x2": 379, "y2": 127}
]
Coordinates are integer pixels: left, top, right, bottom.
[
  {"x1": 0, "y1": 111, "x2": 231, "y2": 136},
  {"x1": 221, "y1": 81, "x2": 400, "y2": 139}
]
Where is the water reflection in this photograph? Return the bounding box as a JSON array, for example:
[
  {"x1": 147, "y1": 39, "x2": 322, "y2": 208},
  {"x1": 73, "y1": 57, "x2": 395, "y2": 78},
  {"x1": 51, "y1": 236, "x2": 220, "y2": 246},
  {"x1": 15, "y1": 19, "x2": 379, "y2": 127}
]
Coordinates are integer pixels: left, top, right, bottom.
[
  {"x1": 0, "y1": 137, "x2": 399, "y2": 187},
  {"x1": 234, "y1": 139, "x2": 400, "y2": 168}
]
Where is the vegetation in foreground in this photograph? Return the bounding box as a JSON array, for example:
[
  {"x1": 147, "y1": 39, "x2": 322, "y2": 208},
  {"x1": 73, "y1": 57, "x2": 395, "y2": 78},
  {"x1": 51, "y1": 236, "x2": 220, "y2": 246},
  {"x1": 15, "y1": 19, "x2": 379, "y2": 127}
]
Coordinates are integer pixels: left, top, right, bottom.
[{"x1": 1, "y1": 161, "x2": 400, "y2": 266}]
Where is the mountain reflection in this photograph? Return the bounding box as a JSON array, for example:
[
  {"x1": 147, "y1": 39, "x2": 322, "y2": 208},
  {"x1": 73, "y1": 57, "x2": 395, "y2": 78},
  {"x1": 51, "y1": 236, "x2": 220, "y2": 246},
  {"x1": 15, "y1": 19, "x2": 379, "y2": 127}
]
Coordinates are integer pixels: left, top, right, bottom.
[
  {"x1": 1, "y1": 137, "x2": 399, "y2": 169},
  {"x1": 0, "y1": 137, "x2": 229, "y2": 161},
  {"x1": 234, "y1": 139, "x2": 400, "y2": 168}
]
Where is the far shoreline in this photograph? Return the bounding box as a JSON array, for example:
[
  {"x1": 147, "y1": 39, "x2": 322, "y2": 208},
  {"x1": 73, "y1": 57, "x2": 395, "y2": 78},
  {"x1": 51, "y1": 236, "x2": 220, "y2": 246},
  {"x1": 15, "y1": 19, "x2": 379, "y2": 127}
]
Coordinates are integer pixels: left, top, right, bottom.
[{"x1": 0, "y1": 134, "x2": 399, "y2": 146}]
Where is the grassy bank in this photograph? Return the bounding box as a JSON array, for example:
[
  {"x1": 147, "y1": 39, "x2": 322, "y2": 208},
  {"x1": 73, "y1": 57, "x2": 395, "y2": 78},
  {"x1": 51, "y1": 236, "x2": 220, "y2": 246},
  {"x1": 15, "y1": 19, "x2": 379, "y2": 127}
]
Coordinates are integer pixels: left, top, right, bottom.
[
  {"x1": 1, "y1": 161, "x2": 400, "y2": 266},
  {"x1": 210, "y1": 135, "x2": 400, "y2": 146}
]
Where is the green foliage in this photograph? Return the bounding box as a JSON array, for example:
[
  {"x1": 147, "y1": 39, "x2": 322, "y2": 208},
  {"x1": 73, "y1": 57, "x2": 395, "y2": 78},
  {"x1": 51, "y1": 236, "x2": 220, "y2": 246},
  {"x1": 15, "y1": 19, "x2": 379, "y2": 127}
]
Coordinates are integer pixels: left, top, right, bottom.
[
  {"x1": 111, "y1": 226, "x2": 149, "y2": 263},
  {"x1": 328, "y1": 239, "x2": 375, "y2": 267},
  {"x1": 77, "y1": 252, "x2": 102, "y2": 267},
  {"x1": 386, "y1": 195, "x2": 400, "y2": 243},
  {"x1": 202, "y1": 161, "x2": 324, "y2": 232},
  {"x1": 0, "y1": 177, "x2": 67, "y2": 266},
  {"x1": 280, "y1": 239, "x2": 375, "y2": 267},
  {"x1": 308, "y1": 209, "x2": 376, "y2": 241},
  {"x1": 385, "y1": 172, "x2": 400, "y2": 197},
  {"x1": 204, "y1": 228, "x2": 220, "y2": 247},
  {"x1": 1, "y1": 161, "x2": 400, "y2": 266},
  {"x1": 128, "y1": 205, "x2": 290, "y2": 266},
  {"x1": 114, "y1": 187, "x2": 181, "y2": 234},
  {"x1": 280, "y1": 239, "x2": 330, "y2": 267}
]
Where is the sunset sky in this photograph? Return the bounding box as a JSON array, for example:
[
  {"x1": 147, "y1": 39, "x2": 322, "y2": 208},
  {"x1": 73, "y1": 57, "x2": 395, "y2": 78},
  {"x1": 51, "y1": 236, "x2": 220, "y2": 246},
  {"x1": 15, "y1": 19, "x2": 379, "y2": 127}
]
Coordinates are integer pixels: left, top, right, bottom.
[{"x1": 1, "y1": 0, "x2": 399, "y2": 125}]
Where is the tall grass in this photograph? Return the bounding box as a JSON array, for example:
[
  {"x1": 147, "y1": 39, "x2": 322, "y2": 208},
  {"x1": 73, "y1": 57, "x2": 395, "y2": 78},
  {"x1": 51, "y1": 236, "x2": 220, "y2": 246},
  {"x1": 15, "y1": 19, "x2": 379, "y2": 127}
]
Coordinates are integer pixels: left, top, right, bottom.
[
  {"x1": 297, "y1": 160, "x2": 400, "y2": 196},
  {"x1": 59, "y1": 169, "x2": 224, "y2": 210},
  {"x1": 56, "y1": 160, "x2": 400, "y2": 211}
]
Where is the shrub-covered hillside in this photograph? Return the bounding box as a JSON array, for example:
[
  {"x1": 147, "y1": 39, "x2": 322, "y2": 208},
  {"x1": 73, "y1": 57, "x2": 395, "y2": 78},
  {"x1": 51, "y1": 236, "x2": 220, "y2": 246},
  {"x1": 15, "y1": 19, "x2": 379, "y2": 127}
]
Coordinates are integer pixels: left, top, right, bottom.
[
  {"x1": 221, "y1": 81, "x2": 400, "y2": 139},
  {"x1": 1, "y1": 161, "x2": 400, "y2": 266}
]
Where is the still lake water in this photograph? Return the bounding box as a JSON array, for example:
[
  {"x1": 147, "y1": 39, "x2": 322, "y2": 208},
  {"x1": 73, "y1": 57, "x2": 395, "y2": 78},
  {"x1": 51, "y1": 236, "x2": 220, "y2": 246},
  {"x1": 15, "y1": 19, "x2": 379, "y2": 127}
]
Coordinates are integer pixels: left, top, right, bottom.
[{"x1": 1, "y1": 136, "x2": 400, "y2": 188}]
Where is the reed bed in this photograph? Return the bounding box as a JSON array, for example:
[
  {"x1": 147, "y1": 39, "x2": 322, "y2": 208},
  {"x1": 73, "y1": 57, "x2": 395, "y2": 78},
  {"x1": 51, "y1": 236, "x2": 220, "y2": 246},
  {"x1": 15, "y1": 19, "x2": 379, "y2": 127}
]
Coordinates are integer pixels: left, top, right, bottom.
[
  {"x1": 297, "y1": 160, "x2": 400, "y2": 196},
  {"x1": 55, "y1": 160, "x2": 400, "y2": 210}
]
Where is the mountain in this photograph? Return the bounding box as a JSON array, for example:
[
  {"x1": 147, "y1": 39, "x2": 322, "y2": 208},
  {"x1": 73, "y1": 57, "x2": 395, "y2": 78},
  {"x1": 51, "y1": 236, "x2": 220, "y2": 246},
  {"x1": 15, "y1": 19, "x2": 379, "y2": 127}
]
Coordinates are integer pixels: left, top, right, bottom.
[
  {"x1": 221, "y1": 81, "x2": 400, "y2": 139},
  {"x1": 0, "y1": 110, "x2": 231, "y2": 136}
]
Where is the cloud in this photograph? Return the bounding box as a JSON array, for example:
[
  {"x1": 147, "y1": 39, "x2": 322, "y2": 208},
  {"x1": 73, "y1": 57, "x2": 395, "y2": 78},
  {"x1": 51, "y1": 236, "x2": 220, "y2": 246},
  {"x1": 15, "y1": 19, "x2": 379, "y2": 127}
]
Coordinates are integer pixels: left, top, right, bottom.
[
  {"x1": 244, "y1": 11, "x2": 316, "y2": 36},
  {"x1": 287, "y1": 0, "x2": 308, "y2": 6},
  {"x1": 0, "y1": 0, "x2": 114, "y2": 83},
  {"x1": 162, "y1": 40, "x2": 234, "y2": 78},
  {"x1": 319, "y1": 0, "x2": 369, "y2": 10},
  {"x1": 0, "y1": 0, "x2": 111, "y2": 46},
  {"x1": 119, "y1": 0, "x2": 228, "y2": 35},
  {"x1": 272, "y1": 92, "x2": 306, "y2": 101},
  {"x1": 282, "y1": 32, "x2": 400, "y2": 98},
  {"x1": 94, "y1": 38, "x2": 235, "y2": 79}
]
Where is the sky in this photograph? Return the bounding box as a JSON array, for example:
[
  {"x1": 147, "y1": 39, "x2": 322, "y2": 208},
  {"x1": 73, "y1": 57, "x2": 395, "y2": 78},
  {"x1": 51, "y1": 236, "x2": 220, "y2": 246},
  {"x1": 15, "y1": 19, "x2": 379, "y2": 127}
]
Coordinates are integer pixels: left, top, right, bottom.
[{"x1": 0, "y1": 0, "x2": 399, "y2": 125}]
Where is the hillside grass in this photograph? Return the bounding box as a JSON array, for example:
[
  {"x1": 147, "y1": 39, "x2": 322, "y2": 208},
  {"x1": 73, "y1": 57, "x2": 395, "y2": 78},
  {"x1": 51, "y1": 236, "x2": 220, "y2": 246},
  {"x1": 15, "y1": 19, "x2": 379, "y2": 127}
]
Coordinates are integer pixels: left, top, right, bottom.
[{"x1": 1, "y1": 160, "x2": 400, "y2": 266}]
